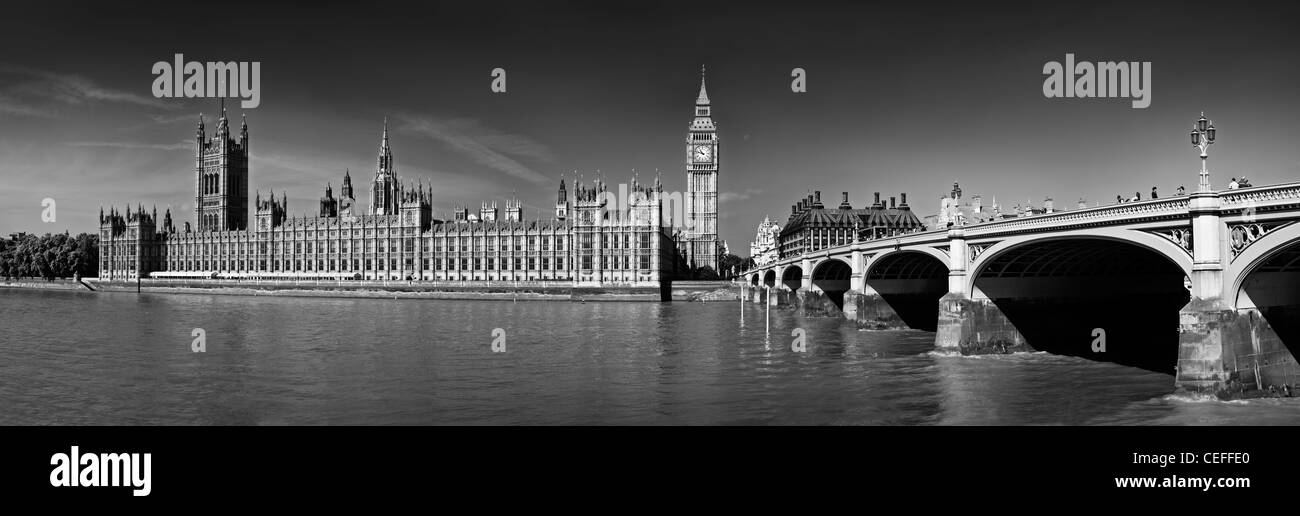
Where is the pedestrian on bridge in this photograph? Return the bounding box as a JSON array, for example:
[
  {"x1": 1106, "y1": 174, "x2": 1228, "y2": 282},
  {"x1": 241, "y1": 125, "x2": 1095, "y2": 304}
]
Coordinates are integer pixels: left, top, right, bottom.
[{"x1": 1151, "y1": 186, "x2": 1158, "y2": 199}]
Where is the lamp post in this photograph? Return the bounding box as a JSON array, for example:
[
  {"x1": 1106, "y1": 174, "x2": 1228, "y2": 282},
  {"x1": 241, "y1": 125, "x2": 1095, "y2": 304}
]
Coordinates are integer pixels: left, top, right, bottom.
[{"x1": 1190, "y1": 112, "x2": 1217, "y2": 192}]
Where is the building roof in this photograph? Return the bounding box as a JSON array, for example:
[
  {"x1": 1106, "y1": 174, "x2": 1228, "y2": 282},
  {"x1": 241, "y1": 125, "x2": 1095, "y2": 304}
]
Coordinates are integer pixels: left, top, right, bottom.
[
  {"x1": 431, "y1": 219, "x2": 570, "y2": 232},
  {"x1": 778, "y1": 200, "x2": 924, "y2": 240}
]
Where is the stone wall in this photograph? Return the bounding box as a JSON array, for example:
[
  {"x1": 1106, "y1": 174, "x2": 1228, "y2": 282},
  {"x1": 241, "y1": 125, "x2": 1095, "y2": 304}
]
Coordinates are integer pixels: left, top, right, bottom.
[
  {"x1": 1177, "y1": 298, "x2": 1300, "y2": 398},
  {"x1": 935, "y1": 293, "x2": 1032, "y2": 354}
]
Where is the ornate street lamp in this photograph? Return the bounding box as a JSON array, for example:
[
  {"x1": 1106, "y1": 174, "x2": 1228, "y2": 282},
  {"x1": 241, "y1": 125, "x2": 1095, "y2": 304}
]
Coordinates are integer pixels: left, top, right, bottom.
[{"x1": 1191, "y1": 112, "x2": 1217, "y2": 192}]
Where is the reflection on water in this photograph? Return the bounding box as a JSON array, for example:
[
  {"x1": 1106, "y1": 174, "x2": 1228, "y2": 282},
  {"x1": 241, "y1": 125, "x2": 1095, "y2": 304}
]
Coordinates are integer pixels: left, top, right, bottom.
[{"x1": 2, "y1": 288, "x2": 1299, "y2": 425}]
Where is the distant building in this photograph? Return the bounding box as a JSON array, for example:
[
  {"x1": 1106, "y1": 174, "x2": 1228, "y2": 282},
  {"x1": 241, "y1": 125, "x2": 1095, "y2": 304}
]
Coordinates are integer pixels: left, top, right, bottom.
[
  {"x1": 924, "y1": 182, "x2": 1071, "y2": 229},
  {"x1": 777, "y1": 190, "x2": 925, "y2": 260},
  {"x1": 99, "y1": 108, "x2": 679, "y2": 286},
  {"x1": 748, "y1": 216, "x2": 781, "y2": 266},
  {"x1": 926, "y1": 182, "x2": 1001, "y2": 229},
  {"x1": 681, "y1": 68, "x2": 721, "y2": 272}
]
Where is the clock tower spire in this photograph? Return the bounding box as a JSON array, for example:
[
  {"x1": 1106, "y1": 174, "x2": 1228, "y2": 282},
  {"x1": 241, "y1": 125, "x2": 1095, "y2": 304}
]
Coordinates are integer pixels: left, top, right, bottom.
[{"x1": 683, "y1": 66, "x2": 720, "y2": 274}]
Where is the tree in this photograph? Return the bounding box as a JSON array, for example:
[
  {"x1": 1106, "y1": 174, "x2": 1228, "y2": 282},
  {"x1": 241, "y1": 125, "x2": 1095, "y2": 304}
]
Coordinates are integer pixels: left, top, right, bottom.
[
  {"x1": 717, "y1": 253, "x2": 752, "y2": 280},
  {"x1": 0, "y1": 232, "x2": 98, "y2": 280}
]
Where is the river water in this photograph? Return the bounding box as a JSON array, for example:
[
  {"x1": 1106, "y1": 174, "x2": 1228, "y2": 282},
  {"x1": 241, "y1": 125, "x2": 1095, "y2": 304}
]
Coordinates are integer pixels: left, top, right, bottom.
[{"x1": 3, "y1": 288, "x2": 1299, "y2": 425}]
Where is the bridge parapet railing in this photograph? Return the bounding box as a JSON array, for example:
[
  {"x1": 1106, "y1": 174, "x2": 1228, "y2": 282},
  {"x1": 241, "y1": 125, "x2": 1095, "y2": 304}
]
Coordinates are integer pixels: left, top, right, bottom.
[
  {"x1": 961, "y1": 196, "x2": 1190, "y2": 234},
  {"x1": 1220, "y1": 182, "x2": 1300, "y2": 208}
]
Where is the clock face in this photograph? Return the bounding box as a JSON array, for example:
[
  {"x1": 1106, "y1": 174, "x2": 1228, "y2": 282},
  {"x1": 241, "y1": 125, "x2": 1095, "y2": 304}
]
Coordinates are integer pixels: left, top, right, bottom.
[{"x1": 693, "y1": 145, "x2": 712, "y2": 163}]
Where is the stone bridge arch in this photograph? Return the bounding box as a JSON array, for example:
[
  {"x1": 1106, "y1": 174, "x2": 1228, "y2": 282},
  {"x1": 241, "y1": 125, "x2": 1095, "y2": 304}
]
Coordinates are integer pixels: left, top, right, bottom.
[
  {"x1": 780, "y1": 264, "x2": 803, "y2": 291},
  {"x1": 809, "y1": 257, "x2": 854, "y2": 309},
  {"x1": 860, "y1": 248, "x2": 950, "y2": 330},
  {"x1": 966, "y1": 228, "x2": 1194, "y2": 296},
  {"x1": 867, "y1": 246, "x2": 952, "y2": 277},
  {"x1": 1226, "y1": 222, "x2": 1300, "y2": 384},
  {"x1": 1228, "y1": 221, "x2": 1300, "y2": 310},
  {"x1": 958, "y1": 229, "x2": 1194, "y2": 373}
]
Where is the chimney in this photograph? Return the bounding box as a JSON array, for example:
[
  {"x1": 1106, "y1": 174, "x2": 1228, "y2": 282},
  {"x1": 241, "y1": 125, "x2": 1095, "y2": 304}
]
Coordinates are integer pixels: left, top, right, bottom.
[
  {"x1": 971, "y1": 195, "x2": 982, "y2": 213},
  {"x1": 791, "y1": 204, "x2": 798, "y2": 214},
  {"x1": 839, "y1": 191, "x2": 852, "y2": 210},
  {"x1": 1044, "y1": 197, "x2": 1055, "y2": 213},
  {"x1": 899, "y1": 192, "x2": 909, "y2": 209},
  {"x1": 890, "y1": 196, "x2": 896, "y2": 209},
  {"x1": 873, "y1": 192, "x2": 882, "y2": 208}
]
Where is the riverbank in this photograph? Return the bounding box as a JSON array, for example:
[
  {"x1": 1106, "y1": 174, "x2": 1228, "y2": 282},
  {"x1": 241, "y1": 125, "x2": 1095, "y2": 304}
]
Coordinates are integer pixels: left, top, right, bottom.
[
  {"x1": 0, "y1": 279, "x2": 91, "y2": 291},
  {"x1": 43, "y1": 278, "x2": 747, "y2": 302}
]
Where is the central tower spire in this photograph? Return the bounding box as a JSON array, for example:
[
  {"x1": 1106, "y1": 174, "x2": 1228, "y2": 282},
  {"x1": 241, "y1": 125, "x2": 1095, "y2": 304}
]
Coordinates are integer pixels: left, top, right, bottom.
[
  {"x1": 371, "y1": 118, "x2": 399, "y2": 215},
  {"x1": 696, "y1": 65, "x2": 710, "y2": 106},
  {"x1": 377, "y1": 117, "x2": 394, "y2": 177}
]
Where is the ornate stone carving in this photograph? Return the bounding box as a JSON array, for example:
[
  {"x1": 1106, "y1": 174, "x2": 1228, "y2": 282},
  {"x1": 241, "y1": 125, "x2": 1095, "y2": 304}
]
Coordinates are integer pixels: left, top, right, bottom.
[
  {"x1": 1229, "y1": 221, "x2": 1293, "y2": 259},
  {"x1": 1149, "y1": 227, "x2": 1193, "y2": 256},
  {"x1": 1221, "y1": 183, "x2": 1300, "y2": 208},
  {"x1": 968, "y1": 242, "x2": 995, "y2": 261}
]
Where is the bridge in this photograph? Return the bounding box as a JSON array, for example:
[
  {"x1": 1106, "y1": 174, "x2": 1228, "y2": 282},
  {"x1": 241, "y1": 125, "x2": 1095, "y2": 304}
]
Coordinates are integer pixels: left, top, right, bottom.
[{"x1": 742, "y1": 183, "x2": 1300, "y2": 398}]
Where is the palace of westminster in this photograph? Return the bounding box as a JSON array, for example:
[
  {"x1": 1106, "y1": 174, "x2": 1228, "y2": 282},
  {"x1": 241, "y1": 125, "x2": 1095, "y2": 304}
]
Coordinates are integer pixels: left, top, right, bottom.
[{"x1": 98, "y1": 74, "x2": 725, "y2": 285}]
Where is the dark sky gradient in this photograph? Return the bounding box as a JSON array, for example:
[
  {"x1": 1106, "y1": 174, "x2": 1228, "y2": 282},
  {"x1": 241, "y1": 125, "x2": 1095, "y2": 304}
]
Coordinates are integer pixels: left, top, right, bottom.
[{"x1": 2, "y1": 1, "x2": 1298, "y2": 253}]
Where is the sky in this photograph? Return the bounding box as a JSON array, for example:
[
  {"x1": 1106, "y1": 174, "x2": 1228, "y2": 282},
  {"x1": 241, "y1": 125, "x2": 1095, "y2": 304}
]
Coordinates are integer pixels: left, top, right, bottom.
[{"x1": 1, "y1": 1, "x2": 1298, "y2": 255}]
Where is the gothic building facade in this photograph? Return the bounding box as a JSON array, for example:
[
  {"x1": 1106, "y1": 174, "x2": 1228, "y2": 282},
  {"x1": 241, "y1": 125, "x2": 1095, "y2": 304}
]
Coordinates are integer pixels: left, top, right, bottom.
[
  {"x1": 195, "y1": 108, "x2": 249, "y2": 232},
  {"x1": 99, "y1": 107, "x2": 681, "y2": 286},
  {"x1": 748, "y1": 216, "x2": 781, "y2": 267}
]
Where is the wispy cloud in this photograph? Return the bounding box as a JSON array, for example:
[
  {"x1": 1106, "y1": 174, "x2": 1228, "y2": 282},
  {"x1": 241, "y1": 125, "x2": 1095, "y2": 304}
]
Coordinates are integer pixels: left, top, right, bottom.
[
  {"x1": 720, "y1": 188, "x2": 763, "y2": 203},
  {"x1": 397, "y1": 115, "x2": 553, "y2": 184},
  {"x1": 115, "y1": 113, "x2": 200, "y2": 132},
  {"x1": 67, "y1": 141, "x2": 193, "y2": 151},
  {"x1": 0, "y1": 65, "x2": 178, "y2": 117},
  {"x1": 0, "y1": 92, "x2": 58, "y2": 118}
]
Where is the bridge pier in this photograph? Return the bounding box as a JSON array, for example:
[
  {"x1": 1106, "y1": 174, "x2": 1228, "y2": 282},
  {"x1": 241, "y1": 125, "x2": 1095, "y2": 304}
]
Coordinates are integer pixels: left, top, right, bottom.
[
  {"x1": 843, "y1": 288, "x2": 910, "y2": 330},
  {"x1": 795, "y1": 288, "x2": 841, "y2": 317},
  {"x1": 935, "y1": 293, "x2": 1032, "y2": 354},
  {"x1": 933, "y1": 228, "x2": 1033, "y2": 354},
  {"x1": 1177, "y1": 299, "x2": 1300, "y2": 398},
  {"x1": 1173, "y1": 191, "x2": 1298, "y2": 397},
  {"x1": 767, "y1": 288, "x2": 791, "y2": 307}
]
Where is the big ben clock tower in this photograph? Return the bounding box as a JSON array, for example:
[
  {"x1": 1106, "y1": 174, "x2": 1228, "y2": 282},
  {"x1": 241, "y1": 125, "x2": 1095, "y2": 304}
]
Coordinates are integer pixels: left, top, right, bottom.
[{"x1": 684, "y1": 66, "x2": 720, "y2": 273}]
